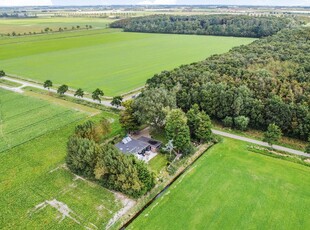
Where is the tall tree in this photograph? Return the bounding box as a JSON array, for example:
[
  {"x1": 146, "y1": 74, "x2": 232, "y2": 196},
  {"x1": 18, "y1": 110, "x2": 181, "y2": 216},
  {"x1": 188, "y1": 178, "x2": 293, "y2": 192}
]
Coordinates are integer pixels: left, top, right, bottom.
[
  {"x1": 74, "y1": 120, "x2": 100, "y2": 142},
  {"x1": 0, "y1": 70, "x2": 5, "y2": 77},
  {"x1": 195, "y1": 111, "x2": 213, "y2": 143},
  {"x1": 74, "y1": 88, "x2": 84, "y2": 98},
  {"x1": 111, "y1": 96, "x2": 123, "y2": 108},
  {"x1": 165, "y1": 109, "x2": 191, "y2": 154},
  {"x1": 263, "y1": 123, "x2": 282, "y2": 147},
  {"x1": 57, "y1": 84, "x2": 68, "y2": 95},
  {"x1": 92, "y1": 88, "x2": 104, "y2": 103},
  {"x1": 119, "y1": 99, "x2": 140, "y2": 133},
  {"x1": 234, "y1": 116, "x2": 250, "y2": 131},
  {"x1": 186, "y1": 104, "x2": 200, "y2": 137},
  {"x1": 134, "y1": 87, "x2": 176, "y2": 130},
  {"x1": 66, "y1": 136, "x2": 99, "y2": 178},
  {"x1": 43, "y1": 80, "x2": 52, "y2": 90}
]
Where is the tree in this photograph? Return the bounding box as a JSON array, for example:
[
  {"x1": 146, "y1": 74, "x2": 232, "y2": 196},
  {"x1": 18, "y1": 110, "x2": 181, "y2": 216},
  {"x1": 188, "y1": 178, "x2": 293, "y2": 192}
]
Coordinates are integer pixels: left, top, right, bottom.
[
  {"x1": 263, "y1": 123, "x2": 282, "y2": 147},
  {"x1": 92, "y1": 88, "x2": 104, "y2": 103},
  {"x1": 134, "y1": 87, "x2": 176, "y2": 130},
  {"x1": 119, "y1": 99, "x2": 140, "y2": 133},
  {"x1": 223, "y1": 116, "x2": 233, "y2": 128},
  {"x1": 186, "y1": 104, "x2": 200, "y2": 137},
  {"x1": 95, "y1": 144, "x2": 152, "y2": 198},
  {"x1": 234, "y1": 116, "x2": 250, "y2": 131},
  {"x1": 111, "y1": 96, "x2": 123, "y2": 108},
  {"x1": 43, "y1": 80, "x2": 52, "y2": 90},
  {"x1": 57, "y1": 84, "x2": 68, "y2": 95},
  {"x1": 195, "y1": 111, "x2": 212, "y2": 143},
  {"x1": 0, "y1": 70, "x2": 5, "y2": 77},
  {"x1": 74, "y1": 120, "x2": 100, "y2": 142},
  {"x1": 66, "y1": 136, "x2": 99, "y2": 178},
  {"x1": 165, "y1": 109, "x2": 191, "y2": 154},
  {"x1": 74, "y1": 88, "x2": 84, "y2": 98},
  {"x1": 305, "y1": 136, "x2": 310, "y2": 154}
]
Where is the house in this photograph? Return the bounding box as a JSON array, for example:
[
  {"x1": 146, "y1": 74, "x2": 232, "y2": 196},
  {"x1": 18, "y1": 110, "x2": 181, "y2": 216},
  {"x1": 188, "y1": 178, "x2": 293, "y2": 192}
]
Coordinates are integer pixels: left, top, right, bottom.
[
  {"x1": 115, "y1": 136, "x2": 162, "y2": 156},
  {"x1": 115, "y1": 137, "x2": 151, "y2": 155},
  {"x1": 137, "y1": 136, "x2": 162, "y2": 152}
]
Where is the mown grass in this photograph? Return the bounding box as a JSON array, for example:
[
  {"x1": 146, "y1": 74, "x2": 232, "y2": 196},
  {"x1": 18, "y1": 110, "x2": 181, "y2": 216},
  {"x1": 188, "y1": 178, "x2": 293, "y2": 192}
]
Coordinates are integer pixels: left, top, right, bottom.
[
  {"x1": 0, "y1": 88, "x2": 85, "y2": 153},
  {"x1": 130, "y1": 138, "x2": 310, "y2": 229},
  {"x1": 0, "y1": 90, "x2": 123, "y2": 229},
  {"x1": 0, "y1": 29, "x2": 254, "y2": 96},
  {"x1": 148, "y1": 154, "x2": 168, "y2": 175}
]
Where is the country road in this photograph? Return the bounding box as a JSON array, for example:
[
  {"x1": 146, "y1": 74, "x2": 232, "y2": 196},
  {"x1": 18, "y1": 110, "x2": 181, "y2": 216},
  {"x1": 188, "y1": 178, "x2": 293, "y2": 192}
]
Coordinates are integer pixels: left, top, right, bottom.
[
  {"x1": 1, "y1": 76, "x2": 116, "y2": 108},
  {"x1": 1, "y1": 76, "x2": 309, "y2": 158},
  {"x1": 212, "y1": 129, "x2": 309, "y2": 157}
]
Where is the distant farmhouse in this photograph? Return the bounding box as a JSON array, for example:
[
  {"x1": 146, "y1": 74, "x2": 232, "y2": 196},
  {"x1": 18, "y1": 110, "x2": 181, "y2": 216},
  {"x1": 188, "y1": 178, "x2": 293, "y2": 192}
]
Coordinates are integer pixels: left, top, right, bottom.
[{"x1": 115, "y1": 136, "x2": 162, "y2": 161}]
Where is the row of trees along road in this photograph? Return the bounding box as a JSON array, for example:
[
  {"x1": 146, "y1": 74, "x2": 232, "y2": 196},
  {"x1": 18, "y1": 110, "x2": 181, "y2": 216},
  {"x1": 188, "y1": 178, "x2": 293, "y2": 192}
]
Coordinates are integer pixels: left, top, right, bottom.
[
  {"x1": 110, "y1": 15, "x2": 302, "y2": 38},
  {"x1": 43, "y1": 80, "x2": 123, "y2": 105},
  {"x1": 66, "y1": 119, "x2": 155, "y2": 198}
]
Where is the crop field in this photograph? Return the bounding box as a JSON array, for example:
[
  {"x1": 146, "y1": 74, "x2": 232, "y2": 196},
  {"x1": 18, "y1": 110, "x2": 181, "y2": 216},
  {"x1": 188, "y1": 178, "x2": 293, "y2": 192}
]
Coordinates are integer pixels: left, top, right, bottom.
[
  {"x1": 0, "y1": 90, "x2": 123, "y2": 229},
  {"x1": 0, "y1": 88, "x2": 86, "y2": 153},
  {"x1": 130, "y1": 138, "x2": 310, "y2": 229},
  {"x1": 0, "y1": 17, "x2": 113, "y2": 34},
  {"x1": 0, "y1": 29, "x2": 255, "y2": 96}
]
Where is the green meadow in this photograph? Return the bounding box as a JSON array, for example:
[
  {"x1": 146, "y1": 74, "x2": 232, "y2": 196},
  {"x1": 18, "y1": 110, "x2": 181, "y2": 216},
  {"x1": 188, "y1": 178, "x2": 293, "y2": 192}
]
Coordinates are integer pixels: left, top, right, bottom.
[
  {"x1": 0, "y1": 29, "x2": 254, "y2": 96},
  {"x1": 130, "y1": 138, "x2": 310, "y2": 229}
]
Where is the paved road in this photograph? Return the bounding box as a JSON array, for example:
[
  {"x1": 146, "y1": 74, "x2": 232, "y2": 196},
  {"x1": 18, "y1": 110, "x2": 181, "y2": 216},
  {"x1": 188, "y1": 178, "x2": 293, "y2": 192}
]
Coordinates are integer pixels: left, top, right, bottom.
[
  {"x1": 212, "y1": 129, "x2": 309, "y2": 157},
  {"x1": 2, "y1": 76, "x2": 308, "y2": 158}
]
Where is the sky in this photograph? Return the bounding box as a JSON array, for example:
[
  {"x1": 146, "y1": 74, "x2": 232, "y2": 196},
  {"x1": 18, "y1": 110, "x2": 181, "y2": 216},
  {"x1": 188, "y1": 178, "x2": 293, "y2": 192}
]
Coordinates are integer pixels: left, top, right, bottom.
[{"x1": 1, "y1": 0, "x2": 310, "y2": 7}]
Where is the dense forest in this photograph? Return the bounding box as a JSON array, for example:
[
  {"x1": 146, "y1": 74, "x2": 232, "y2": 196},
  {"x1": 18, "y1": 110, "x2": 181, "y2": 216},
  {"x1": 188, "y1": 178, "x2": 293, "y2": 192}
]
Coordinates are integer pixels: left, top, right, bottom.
[
  {"x1": 110, "y1": 15, "x2": 299, "y2": 38},
  {"x1": 136, "y1": 27, "x2": 310, "y2": 140}
]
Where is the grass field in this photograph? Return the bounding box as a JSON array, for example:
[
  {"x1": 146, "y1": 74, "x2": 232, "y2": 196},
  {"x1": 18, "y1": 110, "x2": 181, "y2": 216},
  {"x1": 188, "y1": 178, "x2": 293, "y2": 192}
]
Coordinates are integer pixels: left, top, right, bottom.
[
  {"x1": 0, "y1": 29, "x2": 254, "y2": 96},
  {"x1": 0, "y1": 17, "x2": 113, "y2": 34},
  {"x1": 130, "y1": 138, "x2": 310, "y2": 229},
  {"x1": 0, "y1": 88, "x2": 86, "y2": 153},
  {"x1": 0, "y1": 89, "x2": 123, "y2": 229}
]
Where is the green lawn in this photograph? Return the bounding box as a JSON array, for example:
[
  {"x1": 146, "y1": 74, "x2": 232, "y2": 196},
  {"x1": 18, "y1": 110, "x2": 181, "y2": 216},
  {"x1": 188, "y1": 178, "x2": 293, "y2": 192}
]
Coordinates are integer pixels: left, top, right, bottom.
[
  {"x1": 130, "y1": 138, "x2": 310, "y2": 229},
  {"x1": 0, "y1": 88, "x2": 85, "y2": 153},
  {"x1": 0, "y1": 29, "x2": 254, "y2": 96},
  {"x1": 0, "y1": 89, "x2": 123, "y2": 229}
]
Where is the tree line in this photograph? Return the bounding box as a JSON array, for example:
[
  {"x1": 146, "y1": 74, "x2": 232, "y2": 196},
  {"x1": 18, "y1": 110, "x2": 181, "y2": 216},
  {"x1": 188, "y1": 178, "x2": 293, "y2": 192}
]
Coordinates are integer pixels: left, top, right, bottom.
[
  {"x1": 3, "y1": 25, "x2": 93, "y2": 37},
  {"x1": 43, "y1": 79, "x2": 123, "y2": 106},
  {"x1": 66, "y1": 119, "x2": 155, "y2": 198},
  {"x1": 110, "y1": 14, "x2": 299, "y2": 38},
  {"x1": 126, "y1": 27, "x2": 310, "y2": 145}
]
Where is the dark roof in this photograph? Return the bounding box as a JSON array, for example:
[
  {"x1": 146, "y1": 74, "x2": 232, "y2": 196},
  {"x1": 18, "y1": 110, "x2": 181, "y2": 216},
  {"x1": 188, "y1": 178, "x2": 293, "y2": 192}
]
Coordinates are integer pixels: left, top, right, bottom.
[
  {"x1": 115, "y1": 138, "x2": 150, "y2": 155},
  {"x1": 138, "y1": 136, "x2": 162, "y2": 148}
]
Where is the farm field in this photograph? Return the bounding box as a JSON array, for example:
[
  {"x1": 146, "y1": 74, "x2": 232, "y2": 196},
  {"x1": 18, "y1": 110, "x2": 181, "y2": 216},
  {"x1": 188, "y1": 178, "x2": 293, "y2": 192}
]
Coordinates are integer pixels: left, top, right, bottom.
[
  {"x1": 0, "y1": 29, "x2": 255, "y2": 96},
  {"x1": 0, "y1": 88, "x2": 85, "y2": 153},
  {"x1": 0, "y1": 90, "x2": 123, "y2": 229},
  {"x1": 0, "y1": 17, "x2": 113, "y2": 34},
  {"x1": 130, "y1": 138, "x2": 310, "y2": 229}
]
